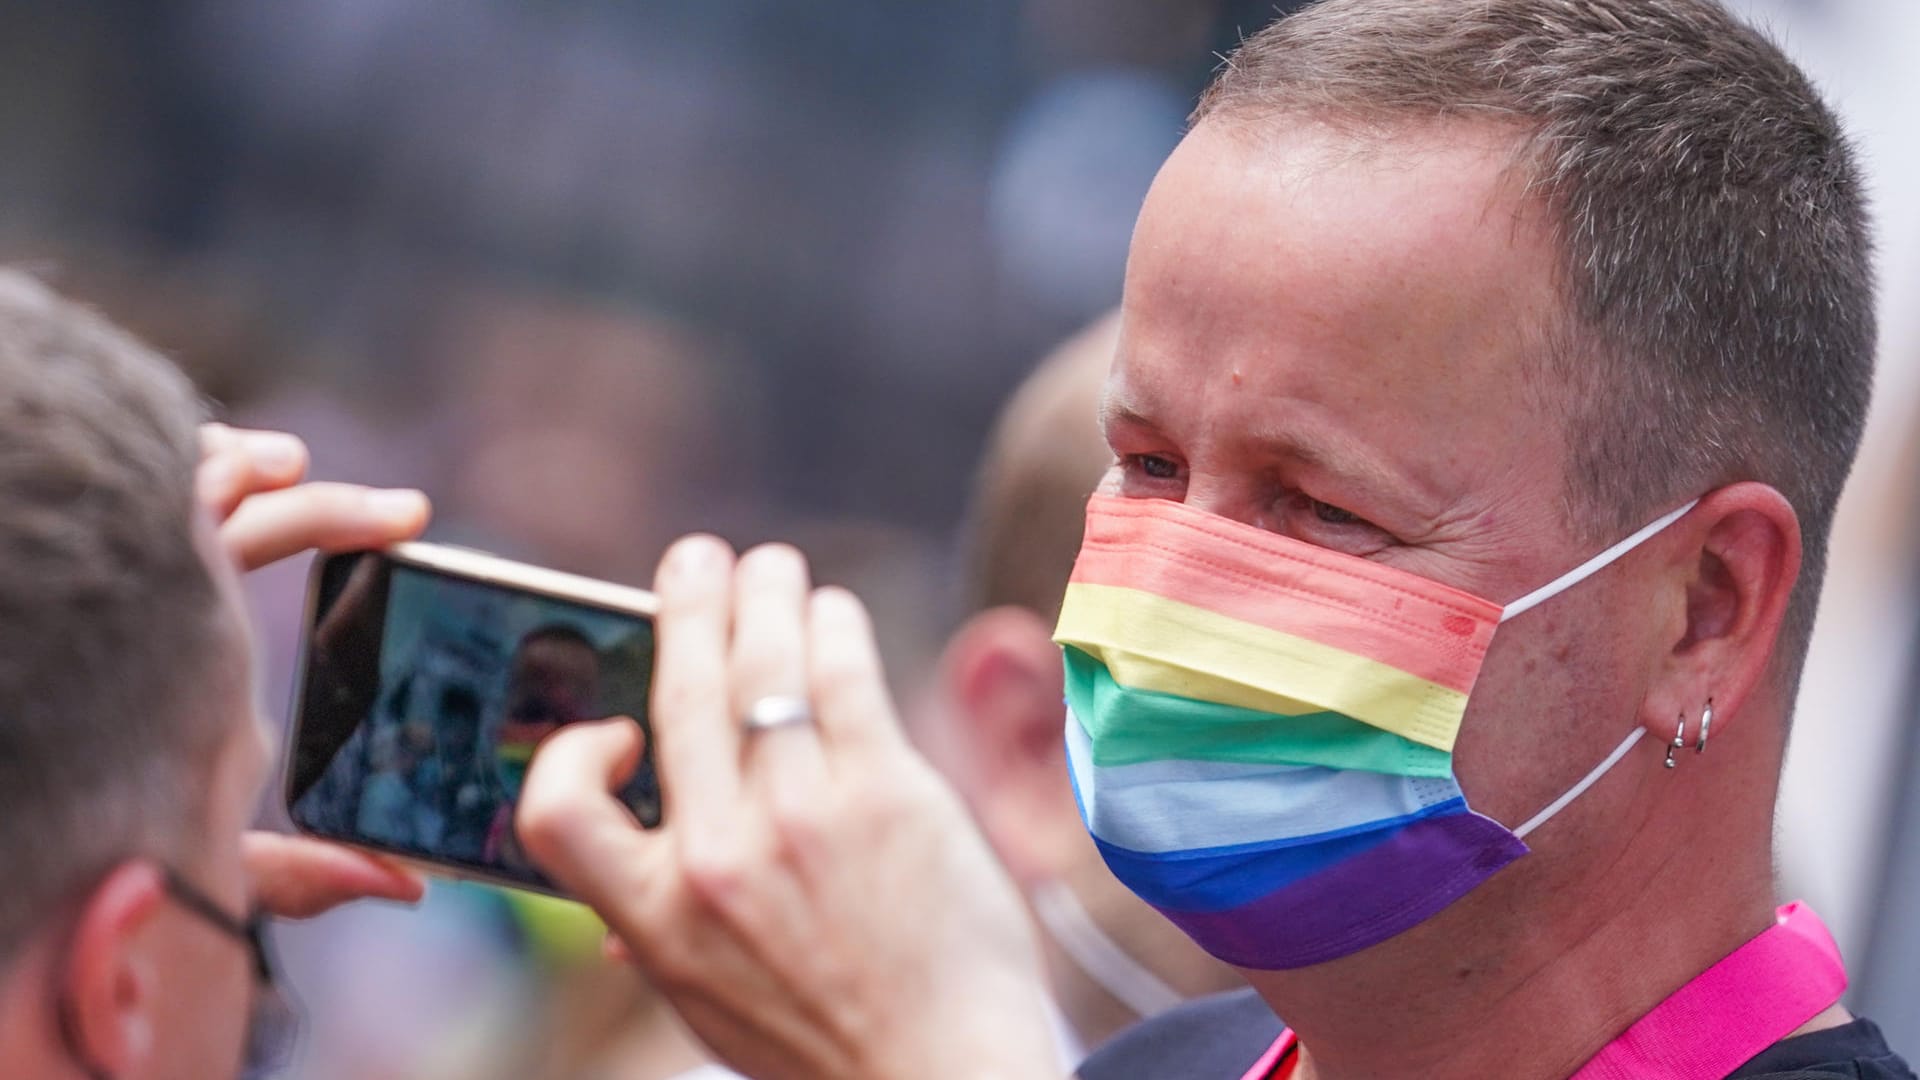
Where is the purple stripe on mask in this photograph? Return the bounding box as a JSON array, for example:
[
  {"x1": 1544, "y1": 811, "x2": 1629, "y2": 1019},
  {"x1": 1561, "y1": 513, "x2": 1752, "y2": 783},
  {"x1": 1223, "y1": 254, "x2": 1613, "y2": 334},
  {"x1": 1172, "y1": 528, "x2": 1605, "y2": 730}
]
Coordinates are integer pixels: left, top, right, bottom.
[{"x1": 1154, "y1": 810, "x2": 1528, "y2": 970}]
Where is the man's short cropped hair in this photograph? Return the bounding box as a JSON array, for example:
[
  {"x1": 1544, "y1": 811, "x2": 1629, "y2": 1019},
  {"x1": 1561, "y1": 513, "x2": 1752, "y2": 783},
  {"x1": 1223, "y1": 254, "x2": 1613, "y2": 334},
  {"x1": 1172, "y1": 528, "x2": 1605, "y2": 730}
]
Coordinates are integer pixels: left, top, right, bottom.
[
  {"x1": 1197, "y1": 0, "x2": 1875, "y2": 683},
  {"x1": 0, "y1": 271, "x2": 228, "y2": 960}
]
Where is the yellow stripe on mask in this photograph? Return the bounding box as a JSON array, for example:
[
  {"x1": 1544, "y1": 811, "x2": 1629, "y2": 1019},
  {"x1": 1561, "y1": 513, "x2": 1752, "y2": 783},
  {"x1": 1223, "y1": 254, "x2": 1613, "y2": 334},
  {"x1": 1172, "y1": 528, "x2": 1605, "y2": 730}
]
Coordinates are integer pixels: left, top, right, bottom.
[{"x1": 1055, "y1": 583, "x2": 1470, "y2": 752}]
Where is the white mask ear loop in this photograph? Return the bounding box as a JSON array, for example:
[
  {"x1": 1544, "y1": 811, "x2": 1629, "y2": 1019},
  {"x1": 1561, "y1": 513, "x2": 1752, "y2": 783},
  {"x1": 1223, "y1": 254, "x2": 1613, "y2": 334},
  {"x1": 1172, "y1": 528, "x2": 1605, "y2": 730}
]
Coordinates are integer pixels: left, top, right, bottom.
[
  {"x1": 1513, "y1": 727, "x2": 1646, "y2": 839},
  {"x1": 1500, "y1": 499, "x2": 1699, "y2": 622},
  {"x1": 1031, "y1": 880, "x2": 1184, "y2": 1019},
  {"x1": 1499, "y1": 498, "x2": 1698, "y2": 839}
]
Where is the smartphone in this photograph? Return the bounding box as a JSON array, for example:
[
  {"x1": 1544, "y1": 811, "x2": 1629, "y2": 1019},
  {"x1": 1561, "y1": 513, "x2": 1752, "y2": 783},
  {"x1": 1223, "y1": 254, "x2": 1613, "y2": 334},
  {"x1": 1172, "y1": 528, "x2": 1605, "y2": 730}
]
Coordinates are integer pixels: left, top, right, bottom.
[{"x1": 286, "y1": 543, "x2": 661, "y2": 894}]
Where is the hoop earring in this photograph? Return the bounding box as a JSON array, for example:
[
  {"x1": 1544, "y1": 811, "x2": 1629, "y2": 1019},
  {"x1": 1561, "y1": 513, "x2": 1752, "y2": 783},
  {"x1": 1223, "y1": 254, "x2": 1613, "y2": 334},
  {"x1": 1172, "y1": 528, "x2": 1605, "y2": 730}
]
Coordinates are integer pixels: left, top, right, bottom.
[
  {"x1": 1697, "y1": 699, "x2": 1713, "y2": 754},
  {"x1": 1665, "y1": 717, "x2": 1687, "y2": 769}
]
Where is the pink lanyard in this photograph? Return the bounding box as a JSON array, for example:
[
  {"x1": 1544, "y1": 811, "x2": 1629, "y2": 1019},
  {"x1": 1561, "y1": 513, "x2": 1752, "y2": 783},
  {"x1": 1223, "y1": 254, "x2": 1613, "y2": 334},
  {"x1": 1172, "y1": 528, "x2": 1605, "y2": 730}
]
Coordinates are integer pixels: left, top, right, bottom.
[
  {"x1": 1239, "y1": 902, "x2": 1847, "y2": 1080},
  {"x1": 1572, "y1": 902, "x2": 1847, "y2": 1078}
]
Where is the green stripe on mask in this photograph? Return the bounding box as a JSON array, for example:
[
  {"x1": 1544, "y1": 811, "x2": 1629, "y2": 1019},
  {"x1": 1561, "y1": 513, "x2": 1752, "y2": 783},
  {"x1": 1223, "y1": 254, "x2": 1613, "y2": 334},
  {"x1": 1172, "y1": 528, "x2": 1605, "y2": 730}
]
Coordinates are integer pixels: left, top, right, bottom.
[{"x1": 1064, "y1": 646, "x2": 1455, "y2": 779}]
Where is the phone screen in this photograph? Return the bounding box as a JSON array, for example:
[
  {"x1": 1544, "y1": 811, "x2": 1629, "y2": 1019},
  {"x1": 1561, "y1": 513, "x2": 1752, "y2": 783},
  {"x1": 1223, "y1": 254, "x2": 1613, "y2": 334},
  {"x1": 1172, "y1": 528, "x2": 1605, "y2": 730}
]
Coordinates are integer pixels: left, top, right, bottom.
[{"x1": 288, "y1": 551, "x2": 660, "y2": 891}]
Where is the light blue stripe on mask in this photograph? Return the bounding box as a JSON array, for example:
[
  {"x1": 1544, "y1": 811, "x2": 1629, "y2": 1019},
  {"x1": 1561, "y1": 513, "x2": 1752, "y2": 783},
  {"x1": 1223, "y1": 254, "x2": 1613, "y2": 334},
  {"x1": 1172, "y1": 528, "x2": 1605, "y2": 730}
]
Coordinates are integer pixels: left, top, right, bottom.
[
  {"x1": 1086, "y1": 809, "x2": 1465, "y2": 912},
  {"x1": 1066, "y1": 713, "x2": 1467, "y2": 855}
]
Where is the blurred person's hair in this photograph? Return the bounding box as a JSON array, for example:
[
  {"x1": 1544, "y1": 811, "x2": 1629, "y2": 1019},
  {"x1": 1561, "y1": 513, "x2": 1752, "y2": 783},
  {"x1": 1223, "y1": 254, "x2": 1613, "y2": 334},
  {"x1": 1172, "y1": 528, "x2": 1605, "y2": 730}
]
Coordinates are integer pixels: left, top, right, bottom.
[
  {"x1": 1198, "y1": 0, "x2": 1874, "y2": 689},
  {"x1": 961, "y1": 311, "x2": 1119, "y2": 622},
  {"x1": 0, "y1": 270, "x2": 228, "y2": 961}
]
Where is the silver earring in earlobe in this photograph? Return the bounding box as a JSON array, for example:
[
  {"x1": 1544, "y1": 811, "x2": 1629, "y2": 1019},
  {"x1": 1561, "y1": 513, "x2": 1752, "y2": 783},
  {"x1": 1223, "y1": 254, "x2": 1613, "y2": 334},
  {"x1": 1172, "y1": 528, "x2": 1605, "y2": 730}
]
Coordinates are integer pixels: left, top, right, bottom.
[
  {"x1": 1666, "y1": 717, "x2": 1687, "y2": 769},
  {"x1": 1697, "y1": 699, "x2": 1713, "y2": 754}
]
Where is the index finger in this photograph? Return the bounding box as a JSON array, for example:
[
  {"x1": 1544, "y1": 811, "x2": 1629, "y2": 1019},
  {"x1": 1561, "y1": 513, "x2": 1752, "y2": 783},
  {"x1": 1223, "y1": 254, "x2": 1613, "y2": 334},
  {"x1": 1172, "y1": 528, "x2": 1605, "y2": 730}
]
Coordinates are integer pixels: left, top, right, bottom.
[
  {"x1": 220, "y1": 482, "x2": 430, "y2": 571},
  {"x1": 242, "y1": 832, "x2": 425, "y2": 919}
]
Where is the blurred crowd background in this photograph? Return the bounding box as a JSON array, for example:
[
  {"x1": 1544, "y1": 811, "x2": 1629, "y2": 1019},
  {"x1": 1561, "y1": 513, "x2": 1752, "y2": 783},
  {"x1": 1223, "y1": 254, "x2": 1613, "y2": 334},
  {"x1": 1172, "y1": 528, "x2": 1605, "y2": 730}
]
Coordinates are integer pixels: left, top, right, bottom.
[{"x1": 2, "y1": 1, "x2": 1917, "y2": 1076}]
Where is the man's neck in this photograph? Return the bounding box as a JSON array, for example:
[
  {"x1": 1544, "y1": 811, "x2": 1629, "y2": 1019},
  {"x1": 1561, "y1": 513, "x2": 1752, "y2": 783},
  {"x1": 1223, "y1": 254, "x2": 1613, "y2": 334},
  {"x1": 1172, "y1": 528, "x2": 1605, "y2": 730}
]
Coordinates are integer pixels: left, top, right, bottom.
[{"x1": 1245, "y1": 831, "x2": 1779, "y2": 1080}]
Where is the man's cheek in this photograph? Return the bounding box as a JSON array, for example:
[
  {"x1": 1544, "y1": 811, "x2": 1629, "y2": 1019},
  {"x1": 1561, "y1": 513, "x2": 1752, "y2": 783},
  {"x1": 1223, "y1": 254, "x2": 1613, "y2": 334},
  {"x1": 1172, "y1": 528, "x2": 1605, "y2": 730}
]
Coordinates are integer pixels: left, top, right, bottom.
[{"x1": 1452, "y1": 614, "x2": 1615, "y2": 823}]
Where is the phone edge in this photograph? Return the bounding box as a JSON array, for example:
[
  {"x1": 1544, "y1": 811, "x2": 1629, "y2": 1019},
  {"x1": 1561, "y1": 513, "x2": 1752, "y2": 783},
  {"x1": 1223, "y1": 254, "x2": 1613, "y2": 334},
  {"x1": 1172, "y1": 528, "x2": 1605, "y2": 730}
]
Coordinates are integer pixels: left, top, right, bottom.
[{"x1": 388, "y1": 541, "x2": 659, "y2": 617}]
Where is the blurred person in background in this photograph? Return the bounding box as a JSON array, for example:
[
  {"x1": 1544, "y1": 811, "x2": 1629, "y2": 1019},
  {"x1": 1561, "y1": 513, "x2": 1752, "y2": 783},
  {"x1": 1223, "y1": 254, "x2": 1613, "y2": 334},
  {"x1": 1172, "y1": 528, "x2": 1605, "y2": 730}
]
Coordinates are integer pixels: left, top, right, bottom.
[
  {"x1": 917, "y1": 310, "x2": 1242, "y2": 1059},
  {"x1": 516, "y1": 2, "x2": 1915, "y2": 1078},
  {"x1": 1855, "y1": 394, "x2": 1920, "y2": 1048},
  {"x1": 433, "y1": 285, "x2": 758, "y2": 583},
  {"x1": 0, "y1": 270, "x2": 431, "y2": 1079}
]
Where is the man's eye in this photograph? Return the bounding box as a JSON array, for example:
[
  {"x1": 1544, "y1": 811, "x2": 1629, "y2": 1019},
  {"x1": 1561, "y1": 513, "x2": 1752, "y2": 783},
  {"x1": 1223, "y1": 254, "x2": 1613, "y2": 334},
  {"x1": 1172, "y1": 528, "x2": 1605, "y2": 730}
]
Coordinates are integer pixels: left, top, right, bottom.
[
  {"x1": 1134, "y1": 454, "x2": 1180, "y2": 479},
  {"x1": 1307, "y1": 497, "x2": 1363, "y2": 526}
]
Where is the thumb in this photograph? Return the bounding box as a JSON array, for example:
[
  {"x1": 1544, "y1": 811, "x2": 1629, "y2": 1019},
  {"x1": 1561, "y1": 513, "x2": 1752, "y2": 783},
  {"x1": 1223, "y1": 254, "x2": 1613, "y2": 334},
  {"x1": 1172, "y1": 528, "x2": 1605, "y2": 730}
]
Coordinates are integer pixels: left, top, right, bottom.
[{"x1": 517, "y1": 718, "x2": 665, "y2": 921}]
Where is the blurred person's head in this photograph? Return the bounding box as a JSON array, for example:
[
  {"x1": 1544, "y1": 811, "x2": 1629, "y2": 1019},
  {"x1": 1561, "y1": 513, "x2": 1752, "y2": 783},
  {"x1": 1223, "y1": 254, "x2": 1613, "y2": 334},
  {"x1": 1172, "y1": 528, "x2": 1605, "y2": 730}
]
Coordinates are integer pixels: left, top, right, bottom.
[
  {"x1": 920, "y1": 311, "x2": 1241, "y2": 1052},
  {"x1": 1078, "y1": 0, "x2": 1873, "y2": 1006},
  {"x1": 505, "y1": 626, "x2": 601, "y2": 729},
  {"x1": 434, "y1": 286, "x2": 751, "y2": 581},
  {"x1": 0, "y1": 271, "x2": 270, "y2": 1079}
]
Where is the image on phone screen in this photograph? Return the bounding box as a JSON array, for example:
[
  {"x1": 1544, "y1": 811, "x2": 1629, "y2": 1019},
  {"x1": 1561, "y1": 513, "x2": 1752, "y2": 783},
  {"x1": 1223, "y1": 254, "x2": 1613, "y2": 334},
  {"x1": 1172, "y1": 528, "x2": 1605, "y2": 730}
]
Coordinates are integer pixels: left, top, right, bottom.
[{"x1": 287, "y1": 552, "x2": 659, "y2": 891}]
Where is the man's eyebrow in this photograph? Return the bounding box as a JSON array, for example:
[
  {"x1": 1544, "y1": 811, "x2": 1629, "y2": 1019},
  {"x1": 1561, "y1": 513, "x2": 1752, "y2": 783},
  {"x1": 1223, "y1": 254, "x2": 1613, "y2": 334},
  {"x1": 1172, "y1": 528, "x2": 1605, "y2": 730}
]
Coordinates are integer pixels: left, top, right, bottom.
[{"x1": 1105, "y1": 394, "x2": 1364, "y2": 474}]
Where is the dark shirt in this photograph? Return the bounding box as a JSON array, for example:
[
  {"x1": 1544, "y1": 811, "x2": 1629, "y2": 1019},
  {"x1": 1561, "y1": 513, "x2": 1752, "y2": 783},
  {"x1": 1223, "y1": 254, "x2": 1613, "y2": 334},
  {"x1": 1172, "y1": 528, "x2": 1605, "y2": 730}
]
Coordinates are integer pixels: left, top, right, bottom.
[
  {"x1": 1078, "y1": 990, "x2": 1916, "y2": 1079},
  {"x1": 1734, "y1": 1018, "x2": 1917, "y2": 1079}
]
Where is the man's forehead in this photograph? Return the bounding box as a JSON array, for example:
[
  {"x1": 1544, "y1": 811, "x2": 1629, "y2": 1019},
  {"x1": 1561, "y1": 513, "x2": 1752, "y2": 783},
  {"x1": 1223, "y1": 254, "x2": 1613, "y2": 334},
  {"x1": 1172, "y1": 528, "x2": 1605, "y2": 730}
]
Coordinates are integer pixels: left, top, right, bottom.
[
  {"x1": 1131, "y1": 118, "x2": 1553, "y2": 314},
  {"x1": 1113, "y1": 114, "x2": 1574, "y2": 511}
]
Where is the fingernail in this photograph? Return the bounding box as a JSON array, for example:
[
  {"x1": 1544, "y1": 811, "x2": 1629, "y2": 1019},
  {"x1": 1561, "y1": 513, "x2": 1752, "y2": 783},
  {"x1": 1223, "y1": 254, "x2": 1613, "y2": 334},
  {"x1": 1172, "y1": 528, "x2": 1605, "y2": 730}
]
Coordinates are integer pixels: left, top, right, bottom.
[
  {"x1": 741, "y1": 542, "x2": 805, "y2": 581},
  {"x1": 668, "y1": 535, "x2": 724, "y2": 576},
  {"x1": 252, "y1": 433, "x2": 306, "y2": 472},
  {"x1": 368, "y1": 489, "x2": 427, "y2": 521}
]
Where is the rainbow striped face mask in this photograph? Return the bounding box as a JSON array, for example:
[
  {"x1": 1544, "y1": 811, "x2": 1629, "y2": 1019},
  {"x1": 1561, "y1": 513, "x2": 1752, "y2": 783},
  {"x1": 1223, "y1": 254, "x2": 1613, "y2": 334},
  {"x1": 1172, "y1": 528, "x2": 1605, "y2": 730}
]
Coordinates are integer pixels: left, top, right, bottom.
[{"x1": 1055, "y1": 494, "x2": 1695, "y2": 970}]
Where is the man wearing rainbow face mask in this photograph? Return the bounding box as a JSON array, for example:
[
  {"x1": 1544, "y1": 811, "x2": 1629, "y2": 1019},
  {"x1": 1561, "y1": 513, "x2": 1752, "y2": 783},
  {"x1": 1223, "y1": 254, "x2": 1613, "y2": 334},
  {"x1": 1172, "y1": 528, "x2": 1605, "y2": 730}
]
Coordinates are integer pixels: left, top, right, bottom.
[{"x1": 515, "y1": 1, "x2": 1915, "y2": 1077}]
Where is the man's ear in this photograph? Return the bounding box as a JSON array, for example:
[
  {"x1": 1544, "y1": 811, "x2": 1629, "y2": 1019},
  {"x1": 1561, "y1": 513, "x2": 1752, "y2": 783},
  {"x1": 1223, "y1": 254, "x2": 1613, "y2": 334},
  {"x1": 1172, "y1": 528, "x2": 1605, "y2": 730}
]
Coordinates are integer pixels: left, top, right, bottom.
[
  {"x1": 1643, "y1": 481, "x2": 1801, "y2": 742},
  {"x1": 937, "y1": 606, "x2": 1082, "y2": 886},
  {"x1": 61, "y1": 861, "x2": 167, "y2": 1078}
]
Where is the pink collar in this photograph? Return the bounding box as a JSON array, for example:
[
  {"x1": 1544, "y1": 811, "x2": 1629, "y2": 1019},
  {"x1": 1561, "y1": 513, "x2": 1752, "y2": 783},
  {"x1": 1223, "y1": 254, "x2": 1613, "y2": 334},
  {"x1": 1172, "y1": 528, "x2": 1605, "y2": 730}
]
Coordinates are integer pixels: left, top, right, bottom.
[{"x1": 1238, "y1": 902, "x2": 1847, "y2": 1080}]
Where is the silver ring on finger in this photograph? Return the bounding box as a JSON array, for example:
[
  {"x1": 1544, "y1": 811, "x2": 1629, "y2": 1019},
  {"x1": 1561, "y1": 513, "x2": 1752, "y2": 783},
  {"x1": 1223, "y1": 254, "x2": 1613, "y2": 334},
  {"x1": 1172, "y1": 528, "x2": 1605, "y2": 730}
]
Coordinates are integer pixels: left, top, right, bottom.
[{"x1": 742, "y1": 694, "x2": 815, "y2": 735}]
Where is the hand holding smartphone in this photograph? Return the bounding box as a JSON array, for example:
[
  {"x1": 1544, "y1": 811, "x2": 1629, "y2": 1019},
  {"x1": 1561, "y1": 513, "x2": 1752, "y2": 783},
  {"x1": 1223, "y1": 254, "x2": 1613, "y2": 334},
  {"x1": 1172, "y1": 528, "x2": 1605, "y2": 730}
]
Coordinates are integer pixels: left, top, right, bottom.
[{"x1": 286, "y1": 544, "x2": 660, "y2": 894}]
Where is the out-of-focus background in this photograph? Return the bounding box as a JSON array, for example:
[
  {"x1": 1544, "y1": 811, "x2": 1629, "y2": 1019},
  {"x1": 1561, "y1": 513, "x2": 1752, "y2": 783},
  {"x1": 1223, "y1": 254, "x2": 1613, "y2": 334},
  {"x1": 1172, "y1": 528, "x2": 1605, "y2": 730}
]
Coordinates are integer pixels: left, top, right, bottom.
[{"x1": 1, "y1": 1, "x2": 1915, "y2": 1075}]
